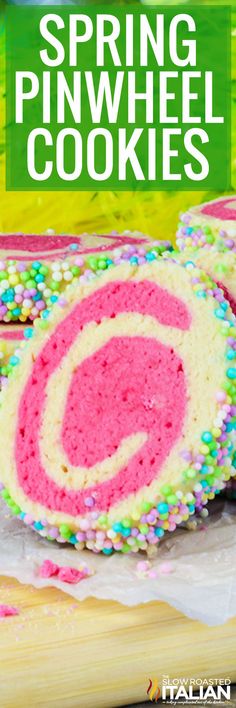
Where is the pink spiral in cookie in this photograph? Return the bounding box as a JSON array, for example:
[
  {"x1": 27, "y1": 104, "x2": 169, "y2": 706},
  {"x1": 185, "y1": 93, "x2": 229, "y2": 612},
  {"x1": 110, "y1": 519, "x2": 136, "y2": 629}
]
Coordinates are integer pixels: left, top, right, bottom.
[
  {"x1": 0, "y1": 233, "x2": 148, "y2": 261},
  {"x1": 15, "y1": 280, "x2": 190, "y2": 516},
  {"x1": 0, "y1": 326, "x2": 25, "y2": 342},
  {"x1": 202, "y1": 197, "x2": 236, "y2": 222}
]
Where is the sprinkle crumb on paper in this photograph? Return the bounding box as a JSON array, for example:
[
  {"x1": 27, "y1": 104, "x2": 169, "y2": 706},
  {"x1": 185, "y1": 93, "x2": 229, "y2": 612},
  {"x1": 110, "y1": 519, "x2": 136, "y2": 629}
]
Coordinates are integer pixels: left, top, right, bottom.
[
  {"x1": 0, "y1": 604, "x2": 19, "y2": 617},
  {"x1": 39, "y1": 559, "x2": 91, "y2": 584},
  {"x1": 39, "y1": 559, "x2": 58, "y2": 578},
  {"x1": 0, "y1": 498, "x2": 235, "y2": 626}
]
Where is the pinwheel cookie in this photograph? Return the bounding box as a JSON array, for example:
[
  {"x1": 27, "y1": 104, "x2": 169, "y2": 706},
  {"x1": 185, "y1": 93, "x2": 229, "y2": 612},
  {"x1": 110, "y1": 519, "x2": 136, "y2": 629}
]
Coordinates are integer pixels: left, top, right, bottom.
[
  {"x1": 176, "y1": 195, "x2": 236, "y2": 252},
  {"x1": 0, "y1": 231, "x2": 170, "y2": 323},
  {"x1": 0, "y1": 254, "x2": 235, "y2": 554},
  {"x1": 175, "y1": 197, "x2": 236, "y2": 316}
]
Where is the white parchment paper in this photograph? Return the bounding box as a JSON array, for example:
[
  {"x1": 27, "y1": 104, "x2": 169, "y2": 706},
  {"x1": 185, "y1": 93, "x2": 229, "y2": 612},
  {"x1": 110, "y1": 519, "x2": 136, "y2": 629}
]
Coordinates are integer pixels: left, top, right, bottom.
[{"x1": 0, "y1": 498, "x2": 236, "y2": 626}]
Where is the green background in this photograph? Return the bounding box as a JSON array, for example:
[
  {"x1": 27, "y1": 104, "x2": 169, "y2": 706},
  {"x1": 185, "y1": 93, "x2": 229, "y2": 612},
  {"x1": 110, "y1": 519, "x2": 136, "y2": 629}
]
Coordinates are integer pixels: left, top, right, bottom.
[{"x1": 6, "y1": 5, "x2": 230, "y2": 190}]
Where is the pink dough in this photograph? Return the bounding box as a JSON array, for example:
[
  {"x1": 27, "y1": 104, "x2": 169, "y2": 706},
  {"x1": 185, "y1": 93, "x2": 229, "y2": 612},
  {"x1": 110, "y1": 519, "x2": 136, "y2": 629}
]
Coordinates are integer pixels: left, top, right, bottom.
[
  {"x1": 0, "y1": 604, "x2": 19, "y2": 617},
  {"x1": 0, "y1": 234, "x2": 84, "y2": 252},
  {"x1": 0, "y1": 233, "x2": 147, "y2": 261},
  {"x1": 0, "y1": 329, "x2": 25, "y2": 341},
  {"x1": 39, "y1": 559, "x2": 59, "y2": 578},
  {"x1": 62, "y1": 337, "x2": 184, "y2": 469},
  {"x1": 217, "y1": 282, "x2": 236, "y2": 316},
  {"x1": 202, "y1": 197, "x2": 236, "y2": 221},
  {"x1": 15, "y1": 280, "x2": 190, "y2": 515},
  {"x1": 57, "y1": 567, "x2": 87, "y2": 584},
  {"x1": 39, "y1": 559, "x2": 88, "y2": 583}
]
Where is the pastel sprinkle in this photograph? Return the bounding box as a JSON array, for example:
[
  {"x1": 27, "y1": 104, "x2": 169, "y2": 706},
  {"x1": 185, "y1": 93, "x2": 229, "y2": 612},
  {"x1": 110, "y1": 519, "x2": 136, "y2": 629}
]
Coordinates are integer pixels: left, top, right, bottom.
[{"x1": 158, "y1": 561, "x2": 173, "y2": 575}]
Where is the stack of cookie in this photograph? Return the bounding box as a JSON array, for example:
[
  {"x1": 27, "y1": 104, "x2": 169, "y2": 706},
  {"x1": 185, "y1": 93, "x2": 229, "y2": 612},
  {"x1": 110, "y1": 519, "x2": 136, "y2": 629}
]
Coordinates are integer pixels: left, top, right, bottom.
[{"x1": 175, "y1": 195, "x2": 236, "y2": 491}]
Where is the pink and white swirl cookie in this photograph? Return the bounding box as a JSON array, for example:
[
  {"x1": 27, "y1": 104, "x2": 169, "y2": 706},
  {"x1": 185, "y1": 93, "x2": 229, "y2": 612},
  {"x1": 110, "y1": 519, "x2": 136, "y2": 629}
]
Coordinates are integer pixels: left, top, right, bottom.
[
  {"x1": 0, "y1": 231, "x2": 170, "y2": 323},
  {"x1": 176, "y1": 196, "x2": 236, "y2": 252},
  {"x1": 0, "y1": 255, "x2": 235, "y2": 554},
  {"x1": 175, "y1": 197, "x2": 236, "y2": 316}
]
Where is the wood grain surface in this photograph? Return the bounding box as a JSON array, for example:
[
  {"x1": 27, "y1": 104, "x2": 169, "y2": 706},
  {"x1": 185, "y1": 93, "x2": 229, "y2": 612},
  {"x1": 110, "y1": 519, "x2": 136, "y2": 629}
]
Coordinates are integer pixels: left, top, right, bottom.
[{"x1": 0, "y1": 576, "x2": 236, "y2": 708}]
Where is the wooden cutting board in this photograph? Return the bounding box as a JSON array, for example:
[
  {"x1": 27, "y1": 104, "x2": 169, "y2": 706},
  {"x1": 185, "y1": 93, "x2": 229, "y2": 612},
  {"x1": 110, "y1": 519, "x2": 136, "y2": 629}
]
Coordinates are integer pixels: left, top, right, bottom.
[{"x1": 0, "y1": 576, "x2": 236, "y2": 708}]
